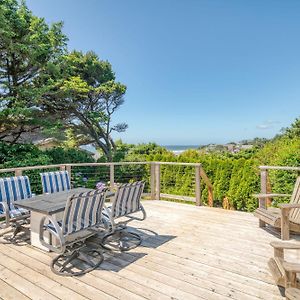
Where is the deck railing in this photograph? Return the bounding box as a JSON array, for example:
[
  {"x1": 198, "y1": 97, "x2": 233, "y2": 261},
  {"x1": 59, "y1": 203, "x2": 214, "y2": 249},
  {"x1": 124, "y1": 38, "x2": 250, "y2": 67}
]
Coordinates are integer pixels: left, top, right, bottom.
[{"x1": 0, "y1": 161, "x2": 214, "y2": 206}]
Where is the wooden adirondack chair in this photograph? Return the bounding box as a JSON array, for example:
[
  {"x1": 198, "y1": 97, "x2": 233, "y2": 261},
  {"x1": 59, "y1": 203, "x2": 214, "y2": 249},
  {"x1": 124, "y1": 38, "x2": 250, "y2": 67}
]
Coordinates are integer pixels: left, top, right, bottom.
[
  {"x1": 254, "y1": 176, "x2": 300, "y2": 240},
  {"x1": 268, "y1": 241, "x2": 300, "y2": 299}
]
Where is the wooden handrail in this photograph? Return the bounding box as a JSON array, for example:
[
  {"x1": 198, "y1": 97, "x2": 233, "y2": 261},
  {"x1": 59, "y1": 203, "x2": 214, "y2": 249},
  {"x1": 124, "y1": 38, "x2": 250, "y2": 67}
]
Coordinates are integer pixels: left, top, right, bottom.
[
  {"x1": 199, "y1": 167, "x2": 214, "y2": 207},
  {"x1": 153, "y1": 162, "x2": 202, "y2": 167},
  {"x1": 0, "y1": 164, "x2": 66, "y2": 173},
  {"x1": 0, "y1": 161, "x2": 203, "y2": 173},
  {"x1": 259, "y1": 166, "x2": 300, "y2": 171}
]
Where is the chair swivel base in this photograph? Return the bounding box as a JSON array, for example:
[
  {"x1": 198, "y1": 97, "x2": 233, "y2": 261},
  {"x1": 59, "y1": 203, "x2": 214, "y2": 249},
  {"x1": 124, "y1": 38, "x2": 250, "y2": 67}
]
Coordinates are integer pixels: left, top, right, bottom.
[
  {"x1": 101, "y1": 229, "x2": 142, "y2": 252},
  {"x1": 51, "y1": 248, "x2": 104, "y2": 276}
]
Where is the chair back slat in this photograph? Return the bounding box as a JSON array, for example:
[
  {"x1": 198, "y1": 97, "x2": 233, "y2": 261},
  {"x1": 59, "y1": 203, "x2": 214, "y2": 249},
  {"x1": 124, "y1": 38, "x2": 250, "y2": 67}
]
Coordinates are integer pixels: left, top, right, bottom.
[
  {"x1": 289, "y1": 177, "x2": 300, "y2": 224},
  {"x1": 40, "y1": 171, "x2": 71, "y2": 194},
  {"x1": 0, "y1": 176, "x2": 32, "y2": 212},
  {"x1": 62, "y1": 189, "x2": 107, "y2": 235},
  {"x1": 111, "y1": 181, "x2": 145, "y2": 219}
]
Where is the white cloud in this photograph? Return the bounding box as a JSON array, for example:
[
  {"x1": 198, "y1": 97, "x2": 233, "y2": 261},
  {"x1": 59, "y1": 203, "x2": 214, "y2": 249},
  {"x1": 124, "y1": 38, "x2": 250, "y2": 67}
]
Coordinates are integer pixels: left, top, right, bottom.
[{"x1": 256, "y1": 120, "x2": 281, "y2": 130}]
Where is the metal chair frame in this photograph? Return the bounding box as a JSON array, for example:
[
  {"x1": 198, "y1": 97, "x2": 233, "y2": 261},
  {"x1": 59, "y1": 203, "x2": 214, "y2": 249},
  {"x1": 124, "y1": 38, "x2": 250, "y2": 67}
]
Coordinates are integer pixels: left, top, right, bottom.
[
  {"x1": 101, "y1": 181, "x2": 146, "y2": 251},
  {"x1": 39, "y1": 189, "x2": 108, "y2": 276},
  {"x1": 0, "y1": 176, "x2": 32, "y2": 239}
]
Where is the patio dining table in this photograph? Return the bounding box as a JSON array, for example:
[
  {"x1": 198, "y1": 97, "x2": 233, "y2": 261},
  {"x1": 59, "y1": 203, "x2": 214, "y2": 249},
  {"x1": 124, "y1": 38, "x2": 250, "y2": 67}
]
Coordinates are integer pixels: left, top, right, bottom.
[{"x1": 14, "y1": 188, "x2": 113, "y2": 251}]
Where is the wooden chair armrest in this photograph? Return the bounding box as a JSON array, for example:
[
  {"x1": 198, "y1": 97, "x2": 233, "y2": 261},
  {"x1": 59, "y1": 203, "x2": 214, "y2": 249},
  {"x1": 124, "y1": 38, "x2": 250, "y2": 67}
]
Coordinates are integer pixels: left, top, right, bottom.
[
  {"x1": 270, "y1": 241, "x2": 300, "y2": 249},
  {"x1": 279, "y1": 203, "x2": 300, "y2": 209},
  {"x1": 253, "y1": 193, "x2": 291, "y2": 198},
  {"x1": 282, "y1": 261, "x2": 300, "y2": 273}
]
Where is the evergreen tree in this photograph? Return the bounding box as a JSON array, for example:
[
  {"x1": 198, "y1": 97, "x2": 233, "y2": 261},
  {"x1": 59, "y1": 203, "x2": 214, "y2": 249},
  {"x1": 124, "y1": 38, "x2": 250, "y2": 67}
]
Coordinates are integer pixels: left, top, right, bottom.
[{"x1": 0, "y1": 0, "x2": 67, "y2": 142}]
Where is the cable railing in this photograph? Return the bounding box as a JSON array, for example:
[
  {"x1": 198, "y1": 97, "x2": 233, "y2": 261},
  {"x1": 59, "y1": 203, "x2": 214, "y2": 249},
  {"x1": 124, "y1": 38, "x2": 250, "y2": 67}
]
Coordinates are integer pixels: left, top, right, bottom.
[{"x1": 0, "y1": 161, "x2": 214, "y2": 206}]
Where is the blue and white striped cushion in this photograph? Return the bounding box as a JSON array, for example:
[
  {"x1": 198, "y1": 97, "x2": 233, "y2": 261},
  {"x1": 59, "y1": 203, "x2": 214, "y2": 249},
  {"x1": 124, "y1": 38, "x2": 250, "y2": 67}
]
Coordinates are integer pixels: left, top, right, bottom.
[
  {"x1": 10, "y1": 207, "x2": 30, "y2": 218},
  {"x1": 112, "y1": 181, "x2": 145, "y2": 219},
  {"x1": 40, "y1": 171, "x2": 71, "y2": 194},
  {"x1": 62, "y1": 189, "x2": 107, "y2": 235},
  {"x1": 0, "y1": 176, "x2": 32, "y2": 215}
]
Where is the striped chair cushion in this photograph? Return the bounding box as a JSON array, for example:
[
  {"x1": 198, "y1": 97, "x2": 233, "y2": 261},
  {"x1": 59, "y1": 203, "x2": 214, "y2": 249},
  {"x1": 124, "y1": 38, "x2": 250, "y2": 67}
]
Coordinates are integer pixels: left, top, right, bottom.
[
  {"x1": 9, "y1": 207, "x2": 30, "y2": 218},
  {"x1": 40, "y1": 171, "x2": 71, "y2": 194},
  {"x1": 111, "y1": 181, "x2": 145, "y2": 219},
  {"x1": 0, "y1": 176, "x2": 32, "y2": 215},
  {"x1": 102, "y1": 206, "x2": 112, "y2": 228},
  {"x1": 61, "y1": 189, "x2": 107, "y2": 235}
]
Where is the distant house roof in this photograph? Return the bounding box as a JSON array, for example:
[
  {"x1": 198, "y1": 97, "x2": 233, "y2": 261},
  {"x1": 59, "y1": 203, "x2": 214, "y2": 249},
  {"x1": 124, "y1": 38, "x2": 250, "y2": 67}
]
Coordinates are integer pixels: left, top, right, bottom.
[{"x1": 240, "y1": 144, "x2": 253, "y2": 150}]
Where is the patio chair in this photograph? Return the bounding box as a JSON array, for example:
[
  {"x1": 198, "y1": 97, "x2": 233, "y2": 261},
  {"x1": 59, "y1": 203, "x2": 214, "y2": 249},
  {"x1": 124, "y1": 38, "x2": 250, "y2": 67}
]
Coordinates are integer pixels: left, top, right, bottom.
[
  {"x1": 101, "y1": 181, "x2": 146, "y2": 251},
  {"x1": 268, "y1": 241, "x2": 300, "y2": 299},
  {"x1": 254, "y1": 176, "x2": 300, "y2": 240},
  {"x1": 40, "y1": 170, "x2": 71, "y2": 194},
  {"x1": 39, "y1": 188, "x2": 107, "y2": 276},
  {"x1": 0, "y1": 176, "x2": 32, "y2": 238}
]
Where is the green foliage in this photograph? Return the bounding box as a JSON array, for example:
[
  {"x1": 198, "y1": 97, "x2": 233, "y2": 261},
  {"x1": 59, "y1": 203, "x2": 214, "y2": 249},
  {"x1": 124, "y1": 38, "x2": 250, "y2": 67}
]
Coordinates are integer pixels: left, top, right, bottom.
[
  {"x1": 0, "y1": 2, "x2": 127, "y2": 161},
  {"x1": 44, "y1": 147, "x2": 94, "y2": 164},
  {"x1": 255, "y1": 136, "x2": 300, "y2": 205},
  {"x1": 0, "y1": 0, "x2": 67, "y2": 141},
  {"x1": 40, "y1": 50, "x2": 127, "y2": 161},
  {"x1": 0, "y1": 142, "x2": 94, "y2": 168},
  {"x1": 233, "y1": 160, "x2": 259, "y2": 211},
  {"x1": 0, "y1": 142, "x2": 51, "y2": 167},
  {"x1": 281, "y1": 117, "x2": 300, "y2": 139}
]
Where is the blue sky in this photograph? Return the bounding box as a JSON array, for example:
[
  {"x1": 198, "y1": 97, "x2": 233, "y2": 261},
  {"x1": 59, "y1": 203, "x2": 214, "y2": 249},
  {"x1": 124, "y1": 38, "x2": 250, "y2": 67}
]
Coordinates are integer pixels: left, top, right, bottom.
[{"x1": 27, "y1": 0, "x2": 300, "y2": 145}]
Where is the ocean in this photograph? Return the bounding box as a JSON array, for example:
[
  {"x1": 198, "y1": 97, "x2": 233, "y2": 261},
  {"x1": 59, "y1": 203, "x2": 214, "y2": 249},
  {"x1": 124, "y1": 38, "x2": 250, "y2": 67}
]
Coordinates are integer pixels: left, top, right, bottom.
[{"x1": 163, "y1": 145, "x2": 199, "y2": 155}]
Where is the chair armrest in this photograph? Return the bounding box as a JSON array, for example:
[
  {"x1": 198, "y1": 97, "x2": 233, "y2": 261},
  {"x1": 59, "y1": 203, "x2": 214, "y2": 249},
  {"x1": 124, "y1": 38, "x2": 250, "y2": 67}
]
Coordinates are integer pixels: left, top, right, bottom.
[
  {"x1": 278, "y1": 203, "x2": 300, "y2": 209},
  {"x1": 253, "y1": 193, "x2": 291, "y2": 198},
  {"x1": 270, "y1": 241, "x2": 300, "y2": 249},
  {"x1": 127, "y1": 204, "x2": 147, "y2": 222},
  {"x1": 39, "y1": 215, "x2": 65, "y2": 254},
  {"x1": 282, "y1": 261, "x2": 300, "y2": 273},
  {"x1": 0, "y1": 202, "x2": 10, "y2": 228}
]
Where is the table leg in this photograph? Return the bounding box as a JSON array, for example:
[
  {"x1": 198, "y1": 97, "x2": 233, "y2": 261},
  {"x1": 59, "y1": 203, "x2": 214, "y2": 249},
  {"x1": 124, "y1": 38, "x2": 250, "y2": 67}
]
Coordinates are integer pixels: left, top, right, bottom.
[{"x1": 30, "y1": 211, "x2": 50, "y2": 251}]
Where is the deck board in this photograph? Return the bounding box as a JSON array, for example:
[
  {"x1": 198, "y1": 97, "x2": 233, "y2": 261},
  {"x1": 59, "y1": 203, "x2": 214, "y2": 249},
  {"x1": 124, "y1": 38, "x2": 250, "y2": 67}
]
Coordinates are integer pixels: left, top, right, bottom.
[{"x1": 0, "y1": 200, "x2": 291, "y2": 299}]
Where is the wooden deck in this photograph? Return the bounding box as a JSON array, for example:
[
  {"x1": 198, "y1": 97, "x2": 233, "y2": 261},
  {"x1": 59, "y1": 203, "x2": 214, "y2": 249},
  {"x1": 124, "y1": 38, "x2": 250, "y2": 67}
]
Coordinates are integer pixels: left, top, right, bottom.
[{"x1": 0, "y1": 200, "x2": 291, "y2": 300}]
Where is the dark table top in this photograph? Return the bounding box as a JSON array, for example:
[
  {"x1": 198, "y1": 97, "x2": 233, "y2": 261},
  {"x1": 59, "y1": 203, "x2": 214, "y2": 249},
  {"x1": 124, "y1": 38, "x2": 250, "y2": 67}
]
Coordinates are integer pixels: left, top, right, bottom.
[{"x1": 14, "y1": 188, "x2": 113, "y2": 215}]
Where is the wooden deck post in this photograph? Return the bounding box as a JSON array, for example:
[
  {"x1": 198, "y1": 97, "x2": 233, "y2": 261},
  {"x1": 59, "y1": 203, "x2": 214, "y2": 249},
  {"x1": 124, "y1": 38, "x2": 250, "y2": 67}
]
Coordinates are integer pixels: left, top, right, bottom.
[
  {"x1": 195, "y1": 165, "x2": 202, "y2": 206},
  {"x1": 155, "y1": 163, "x2": 161, "y2": 200},
  {"x1": 150, "y1": 163, "x2": 156, "y2": 200},
  {"x1": 65, "y1": 165, "x2": 72, "y2": 177},
  {"x1": 59, "y1": 165, "x2": 66, "y2": 171},
  {"x1": 110, "y1": 164, "x2": 115, "y2": 191},
  {"x1": 15, "y1": 169, "x2": 22, "y2": 176},
  {"x1": 259, "y1": 168, "x2": 268, "y2": 227}
]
